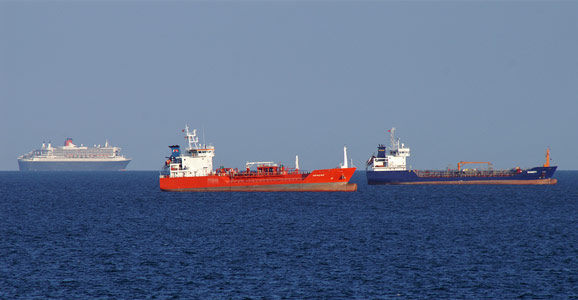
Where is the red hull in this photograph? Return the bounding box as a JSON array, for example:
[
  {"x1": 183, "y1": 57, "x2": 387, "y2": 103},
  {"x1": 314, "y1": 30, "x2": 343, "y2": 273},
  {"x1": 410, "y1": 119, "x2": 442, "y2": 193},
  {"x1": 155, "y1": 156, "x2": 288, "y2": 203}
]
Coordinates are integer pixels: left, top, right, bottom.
[{"x1": 160, "y1": 168, "x2": 357, "y2": 192}]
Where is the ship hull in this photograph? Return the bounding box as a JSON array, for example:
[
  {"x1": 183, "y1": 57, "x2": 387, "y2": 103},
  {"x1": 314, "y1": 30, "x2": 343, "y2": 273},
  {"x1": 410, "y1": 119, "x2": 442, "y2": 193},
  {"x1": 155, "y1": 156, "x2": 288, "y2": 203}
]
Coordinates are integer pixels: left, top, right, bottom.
[
  {"x1": 160, "y1": 168, "x2": 357, "y2": 192},
  {"x1": 18, "y1": 159, "x2": 131, "y2": 171},
  {"x1": 367, "y1": 166, "x2": 557, "y2": 185}
]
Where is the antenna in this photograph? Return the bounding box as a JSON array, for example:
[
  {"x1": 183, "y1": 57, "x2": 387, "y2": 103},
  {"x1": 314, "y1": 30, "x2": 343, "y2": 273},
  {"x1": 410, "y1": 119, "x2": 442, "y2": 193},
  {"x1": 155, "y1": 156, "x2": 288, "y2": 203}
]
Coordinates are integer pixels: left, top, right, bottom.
[{"x1": 202, "y1": 124, "x2": 206, "y2": 148}]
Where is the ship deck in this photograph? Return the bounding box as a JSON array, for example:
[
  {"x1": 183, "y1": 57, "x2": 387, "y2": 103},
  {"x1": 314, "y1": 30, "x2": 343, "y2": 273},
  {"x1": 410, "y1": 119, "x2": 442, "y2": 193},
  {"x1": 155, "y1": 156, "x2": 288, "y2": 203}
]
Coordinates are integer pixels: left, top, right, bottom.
[{"x1": 413, "y1": 170, "x2": 517, "y2": 178}]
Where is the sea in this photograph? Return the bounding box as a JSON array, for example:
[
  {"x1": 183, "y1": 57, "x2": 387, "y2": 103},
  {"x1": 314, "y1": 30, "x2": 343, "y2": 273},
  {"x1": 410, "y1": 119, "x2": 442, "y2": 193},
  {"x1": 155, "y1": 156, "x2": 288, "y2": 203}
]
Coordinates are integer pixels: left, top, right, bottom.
[{"x1": 1, "y1": 171, "x2": 577, "y2": 299}]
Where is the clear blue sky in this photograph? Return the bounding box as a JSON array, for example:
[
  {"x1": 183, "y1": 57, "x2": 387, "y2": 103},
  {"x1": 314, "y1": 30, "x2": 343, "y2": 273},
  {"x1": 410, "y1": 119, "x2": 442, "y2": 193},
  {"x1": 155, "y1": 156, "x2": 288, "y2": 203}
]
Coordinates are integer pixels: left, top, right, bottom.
[{"x1": 1, "y1": 1, "x2": 577, "y2": 171}]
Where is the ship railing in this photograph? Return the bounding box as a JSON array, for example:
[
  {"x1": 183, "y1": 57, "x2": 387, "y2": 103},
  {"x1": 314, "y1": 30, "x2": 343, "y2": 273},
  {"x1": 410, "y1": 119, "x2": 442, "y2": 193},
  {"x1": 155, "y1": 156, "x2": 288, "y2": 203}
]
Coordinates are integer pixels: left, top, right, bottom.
[
  {"x1": 228, "y1": 170, "x2": 311, "y2": 179},
  {"x1": 413, "y1": 169, "x2": 516, "y2": 178},
  {"x1": 230, "y1": 177, "x2": 305, "y2": 184}
]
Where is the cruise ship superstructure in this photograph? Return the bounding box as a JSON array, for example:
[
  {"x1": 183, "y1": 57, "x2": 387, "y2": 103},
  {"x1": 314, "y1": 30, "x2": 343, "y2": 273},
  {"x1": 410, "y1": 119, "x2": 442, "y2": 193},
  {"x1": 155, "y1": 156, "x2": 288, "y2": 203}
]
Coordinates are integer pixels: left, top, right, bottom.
[{"x1": 18, "y1": 138, "x2": 131, "y2": 171}]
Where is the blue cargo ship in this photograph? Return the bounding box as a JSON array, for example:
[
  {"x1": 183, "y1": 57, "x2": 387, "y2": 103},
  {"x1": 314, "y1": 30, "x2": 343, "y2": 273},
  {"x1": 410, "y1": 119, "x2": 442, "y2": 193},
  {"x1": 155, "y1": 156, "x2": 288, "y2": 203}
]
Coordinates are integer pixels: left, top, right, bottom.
[{"x1": 366, "y1": 128, "x2": 557, "y2": 185}]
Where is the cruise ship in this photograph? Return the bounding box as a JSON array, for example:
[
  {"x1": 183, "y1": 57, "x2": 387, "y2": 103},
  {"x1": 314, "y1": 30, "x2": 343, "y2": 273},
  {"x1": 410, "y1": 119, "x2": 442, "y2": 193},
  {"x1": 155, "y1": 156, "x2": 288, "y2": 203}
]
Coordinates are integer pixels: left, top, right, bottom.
[{"x1": 18, "y1": 138, "x2": 131, "y2": 171}]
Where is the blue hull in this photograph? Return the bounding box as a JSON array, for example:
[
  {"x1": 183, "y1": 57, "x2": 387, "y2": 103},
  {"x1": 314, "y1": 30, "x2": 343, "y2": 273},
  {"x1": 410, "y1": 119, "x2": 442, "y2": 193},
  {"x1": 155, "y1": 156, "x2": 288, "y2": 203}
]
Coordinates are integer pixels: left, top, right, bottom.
[
  {"x1": 367, "y1": 166, "x2": 557, "y2": 185},
  {"x1": 18, "y1": 160, "x2": 131, "y2": 171}
]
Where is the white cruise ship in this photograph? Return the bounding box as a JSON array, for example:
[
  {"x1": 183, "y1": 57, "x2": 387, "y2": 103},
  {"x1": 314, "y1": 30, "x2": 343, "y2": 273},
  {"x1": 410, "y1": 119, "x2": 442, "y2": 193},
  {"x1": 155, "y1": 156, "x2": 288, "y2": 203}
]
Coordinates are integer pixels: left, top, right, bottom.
[{"x1": 18, "y1": 138, "x2": 131, "y2": 171}]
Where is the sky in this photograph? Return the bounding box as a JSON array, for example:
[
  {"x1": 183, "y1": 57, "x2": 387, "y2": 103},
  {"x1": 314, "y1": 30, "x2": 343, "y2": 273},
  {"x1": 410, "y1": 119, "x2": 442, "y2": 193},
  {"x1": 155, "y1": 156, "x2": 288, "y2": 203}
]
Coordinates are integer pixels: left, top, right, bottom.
[{"x1": 1, "y1": 1, "x2": 577, "y2": 171}]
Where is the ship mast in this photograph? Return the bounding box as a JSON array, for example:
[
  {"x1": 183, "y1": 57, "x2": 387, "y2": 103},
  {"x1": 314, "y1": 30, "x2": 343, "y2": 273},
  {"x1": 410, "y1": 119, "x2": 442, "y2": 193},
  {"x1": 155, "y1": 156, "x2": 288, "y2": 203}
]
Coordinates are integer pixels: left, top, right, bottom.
[
  {"x1": 341, "y1": 146, "x2": 349, "y2": 168},
  {"x1": 184, "y1": 125, "x2": 199, "y2": 150},
  {"x1": 544, "y1": 148, "x2": 551, "y2": 167},
  {"x1": 389, "y1": 127, "x2": 397, "y2": 150}
]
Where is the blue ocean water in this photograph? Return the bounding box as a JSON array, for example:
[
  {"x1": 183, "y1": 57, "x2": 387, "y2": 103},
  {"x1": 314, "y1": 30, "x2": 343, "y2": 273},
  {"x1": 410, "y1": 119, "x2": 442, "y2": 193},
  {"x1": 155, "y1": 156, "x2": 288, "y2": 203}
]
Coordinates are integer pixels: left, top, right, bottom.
[{"x1": 1, "y1": 171, "x2": 577, "y2": 299}]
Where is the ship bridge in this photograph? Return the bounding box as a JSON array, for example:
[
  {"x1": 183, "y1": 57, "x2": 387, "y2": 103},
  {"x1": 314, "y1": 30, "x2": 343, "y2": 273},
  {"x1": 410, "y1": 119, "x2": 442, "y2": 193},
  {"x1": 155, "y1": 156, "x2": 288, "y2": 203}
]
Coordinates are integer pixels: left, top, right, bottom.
[
  {"x1": 165, "y1": 125, "x2": 215, "y2": 177},
  {"x1": 368, "y1": 128, "x2": 410, "y2": 171}
]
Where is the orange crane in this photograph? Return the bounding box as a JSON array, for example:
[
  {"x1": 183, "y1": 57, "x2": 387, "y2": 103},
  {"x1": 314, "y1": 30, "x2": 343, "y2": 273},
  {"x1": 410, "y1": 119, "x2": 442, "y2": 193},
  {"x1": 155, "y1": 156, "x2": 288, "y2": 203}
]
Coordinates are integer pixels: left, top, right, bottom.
[{"x1": 457, "y1": 161, "x2": 493, "y2": 171}]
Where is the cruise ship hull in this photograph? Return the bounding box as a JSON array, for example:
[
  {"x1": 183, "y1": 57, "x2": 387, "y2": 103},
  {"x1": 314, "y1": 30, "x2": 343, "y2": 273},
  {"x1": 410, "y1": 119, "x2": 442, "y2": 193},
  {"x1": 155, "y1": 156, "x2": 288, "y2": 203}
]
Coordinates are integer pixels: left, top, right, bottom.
[
  {"x1": 367, "y1": 166, "x2": 557, "y2": 185},
  {"x1": 18, "y1": 159, "x2": 131, "y2": 171},
  {"x1": 160, "y1": 168, "x2": 357, "y2": 192}
]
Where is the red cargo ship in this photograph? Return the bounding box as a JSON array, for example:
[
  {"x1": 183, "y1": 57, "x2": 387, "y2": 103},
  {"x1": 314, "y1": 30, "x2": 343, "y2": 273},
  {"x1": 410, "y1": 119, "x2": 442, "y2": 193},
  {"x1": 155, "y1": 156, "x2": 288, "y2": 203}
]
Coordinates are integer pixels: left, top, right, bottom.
[{"x1": 159, "y1": 126, "x2": 357, "y2": 192}]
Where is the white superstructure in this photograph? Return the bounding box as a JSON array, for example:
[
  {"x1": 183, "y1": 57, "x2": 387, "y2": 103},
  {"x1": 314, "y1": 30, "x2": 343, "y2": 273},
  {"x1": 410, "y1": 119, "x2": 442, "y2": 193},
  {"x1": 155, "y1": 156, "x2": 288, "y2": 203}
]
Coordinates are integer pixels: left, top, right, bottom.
[
  {"x1": 17, "y1": 137, "x2": 131, "y2": 171},
  {"x1": 367, "y1": 128, "x2": 410, "y2": 171},
  {"x1": 165, "y1": 125, "x2": 215, "y2": 178},
  {"x1": 18, "y1": 138, "x2": 129, "y2": 162}
]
